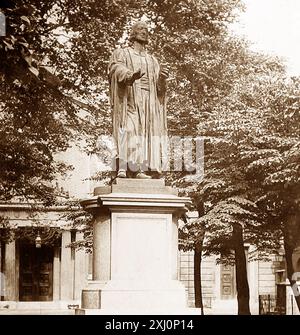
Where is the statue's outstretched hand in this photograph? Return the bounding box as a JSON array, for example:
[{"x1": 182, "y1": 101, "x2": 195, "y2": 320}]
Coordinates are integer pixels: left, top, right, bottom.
[
  {"x1": 128, "y1": 68, "x2": 145, "y2": 85},
  {"x1": 133, "y1": 68, "x2": 145, "y2": 80}
]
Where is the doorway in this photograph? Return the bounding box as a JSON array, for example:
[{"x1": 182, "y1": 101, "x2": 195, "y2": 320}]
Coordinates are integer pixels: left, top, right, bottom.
[{"x1": 19, "y1": 243, "x2": 53, "y2": 301}]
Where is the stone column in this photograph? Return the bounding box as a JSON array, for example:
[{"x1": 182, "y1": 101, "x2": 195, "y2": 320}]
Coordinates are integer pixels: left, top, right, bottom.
[
  {"x1": 172, "y1": 214, "x2": 180, "y2": 280},
  {"x1": 93, "y1": 213, "x2": 111, "y2": 282},
  {"x1": 88, "y1": 253, "x2": 93, "y2": 279},
  {"x1": 60, "y1": 230, "x2": 74, "y2": 300},
  {"x1": 15, "y1": 242, "x2": 19, "y2": 301},
  {"x1": 74, "y1": 232, "x2": 88, "y2": 300},
  {"x1": 4, "y1": 241, "x2": 16, "y2": 301},
  {"x1": 0, "y1": 241, "x2": 3, "y2": 300},
  {"x1": 80, "y1": 212, "x2": 111, "y2": 309},
  {"x1": 53, "y1": 247, "x2": 60, "y2": 301}
]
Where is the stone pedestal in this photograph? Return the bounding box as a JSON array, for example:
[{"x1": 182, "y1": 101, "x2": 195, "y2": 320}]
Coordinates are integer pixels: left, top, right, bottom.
[{"x1": 77, "y1": 178, "x2": 191, "y2": 314}]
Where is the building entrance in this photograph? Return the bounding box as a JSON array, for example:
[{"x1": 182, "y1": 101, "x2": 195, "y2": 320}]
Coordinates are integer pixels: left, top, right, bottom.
[{"x1": 19, "y1": 243, "x2": 53, "y2": 301}]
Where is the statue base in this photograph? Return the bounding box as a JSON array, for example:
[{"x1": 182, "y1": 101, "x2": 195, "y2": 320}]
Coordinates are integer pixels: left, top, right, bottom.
[{"x1": 77, "y1": 178, "x2": 191, "y2": 314}]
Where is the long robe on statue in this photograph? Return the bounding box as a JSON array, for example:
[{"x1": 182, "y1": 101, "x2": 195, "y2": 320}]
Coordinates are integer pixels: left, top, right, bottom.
[{"x1": 108, "y1": 46, "x2": 168, "y2": 173}]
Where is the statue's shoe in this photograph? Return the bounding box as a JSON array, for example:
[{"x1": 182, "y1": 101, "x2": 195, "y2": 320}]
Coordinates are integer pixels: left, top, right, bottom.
[
  {"x1": 151, "y1": 171, "x2": 163, "y2": 179},
  {"x1": 117, "y1": 170, "x2": 127, "y2": 178},
  {"x1": 136, "y1": 172, "x2": 151, "y2": 179}
]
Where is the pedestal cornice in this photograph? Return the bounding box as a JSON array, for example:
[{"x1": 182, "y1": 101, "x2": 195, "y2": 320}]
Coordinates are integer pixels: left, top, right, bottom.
[{"x1": 80, "y1": 178, "x2": 191, "y2": 213}]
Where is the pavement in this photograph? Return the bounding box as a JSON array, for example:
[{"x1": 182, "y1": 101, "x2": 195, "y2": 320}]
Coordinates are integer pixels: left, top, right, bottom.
[{"x1": 0, "y1": 308, "x2": 75, "y2": 315}]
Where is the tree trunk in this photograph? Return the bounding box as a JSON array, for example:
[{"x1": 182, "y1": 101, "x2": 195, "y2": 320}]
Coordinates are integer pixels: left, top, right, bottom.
[
  {"x1": 283, "y1": 226, "x2": 300, "y2": 312},
  {"x1": 194, "y1": 241, "x2": 204, "y2": 314},
  {"x1": 0, "y1": 240, "x2": 2, "y2": 301},
  {"x1": 194, "y1": 201, "x2": 205, "y2": 314},
  {"x1": 233, "y1": 224, "x2": 251, "y2": 315}
]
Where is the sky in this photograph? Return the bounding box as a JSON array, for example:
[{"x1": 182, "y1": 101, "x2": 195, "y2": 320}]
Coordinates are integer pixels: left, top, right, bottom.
[{"x1": 232, "y1": 0, "x2": 300, "y2": 75}]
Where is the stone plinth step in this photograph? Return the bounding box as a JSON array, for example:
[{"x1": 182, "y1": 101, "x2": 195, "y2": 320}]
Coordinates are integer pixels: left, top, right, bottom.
[{"x1": 94, "y1": 178, "x2": 177, "y2": 196}]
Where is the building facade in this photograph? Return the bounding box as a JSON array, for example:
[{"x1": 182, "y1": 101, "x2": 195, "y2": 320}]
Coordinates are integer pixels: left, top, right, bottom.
[{"x1": 0, "y1": 202, "x2": 299, "y2": 314}]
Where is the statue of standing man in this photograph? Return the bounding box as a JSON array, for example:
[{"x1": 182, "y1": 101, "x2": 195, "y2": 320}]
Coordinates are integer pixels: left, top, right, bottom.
[{"x1": 108, "y1": 21, "x2": 169, "y2": 179}]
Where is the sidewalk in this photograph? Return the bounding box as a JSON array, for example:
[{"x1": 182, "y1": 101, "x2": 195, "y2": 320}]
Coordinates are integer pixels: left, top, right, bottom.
[{"x1": 0, "y1": 308, "x2": 75, "y2": 315}]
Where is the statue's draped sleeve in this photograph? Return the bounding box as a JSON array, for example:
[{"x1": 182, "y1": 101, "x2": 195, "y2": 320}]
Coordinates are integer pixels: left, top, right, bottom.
[
  {"x1": 151, "y1": 55, "x2": 168, "y2": 133},
  {"x1": 108, "y1": 48, "x2": 134, "y2": 85},
  {"x1": 108, "y1": 48, "x2": 133, "y2": 131}
]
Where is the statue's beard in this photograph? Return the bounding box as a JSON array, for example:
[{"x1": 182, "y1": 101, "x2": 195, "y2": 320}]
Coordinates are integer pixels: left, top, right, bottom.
[{"x1": 133, "y1": 37, "x2": 148, "y2": 45}]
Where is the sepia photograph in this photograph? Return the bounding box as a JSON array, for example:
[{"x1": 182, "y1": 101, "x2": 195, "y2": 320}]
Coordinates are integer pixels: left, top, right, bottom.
[{"x1": 0, "y1": 0, "x2": 299, "y2": 322}]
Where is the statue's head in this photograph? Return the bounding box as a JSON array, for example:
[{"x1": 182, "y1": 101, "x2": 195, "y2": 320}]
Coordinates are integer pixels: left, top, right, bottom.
[{"x1": 129, "y1": 21, "x2": 149, "y2": 44}]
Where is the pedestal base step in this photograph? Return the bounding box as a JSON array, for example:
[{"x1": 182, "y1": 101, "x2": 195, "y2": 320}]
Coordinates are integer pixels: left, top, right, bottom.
[
  {"x1": 75, "y1": 307, "x2": 202, "y2": 315},
  {"x1": 81, "y1": 280, "x2": 188, "y2": 311}
]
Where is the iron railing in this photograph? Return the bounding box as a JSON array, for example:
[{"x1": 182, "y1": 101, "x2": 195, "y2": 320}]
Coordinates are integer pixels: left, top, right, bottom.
[{"x1": 259, "y1": 294, "x2": 286, "y2": 315}]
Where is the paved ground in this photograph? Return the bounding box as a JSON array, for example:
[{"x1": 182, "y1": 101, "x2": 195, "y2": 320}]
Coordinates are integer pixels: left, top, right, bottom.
[
  {"x1": 0, "y1": 309, "x2": 75, "y2": 315},
  {"x1": 0, "y1": 308, "x2": 203, "y2": 315}
]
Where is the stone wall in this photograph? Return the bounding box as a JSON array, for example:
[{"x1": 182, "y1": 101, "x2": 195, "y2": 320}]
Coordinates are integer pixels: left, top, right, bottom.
[
  {"x1": 257, "y1": 257, "x2": 276, "y2": 295},
  {"x1": 178, "y1": 250, "x2": 280, "y2": 314},
  {"x1": 178, "y1": 251, "x2": 216, "y2": 308}
]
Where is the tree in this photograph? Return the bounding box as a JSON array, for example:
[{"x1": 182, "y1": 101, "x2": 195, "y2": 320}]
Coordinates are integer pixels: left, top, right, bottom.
[
  {"x1": 175, "y1": 49, "x2": 287, "y2": 314},
  {"x1": 240, "y1": 74, "x2": 300, "y2": 311},
  {"x1": 179, "y1": 200, "x2": 205, "y2": 314},
  {"x1": 195, "y1": 58, "x2": 300, "y2": 314},
  {"x1": 0, "y1": 2, "x2": 101, "y2": 203}
]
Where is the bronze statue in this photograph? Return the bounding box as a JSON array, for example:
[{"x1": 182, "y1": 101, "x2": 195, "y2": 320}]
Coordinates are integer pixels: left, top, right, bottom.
[{"x1": 108, "y1": 21, "x2": 169, "y2": 179}]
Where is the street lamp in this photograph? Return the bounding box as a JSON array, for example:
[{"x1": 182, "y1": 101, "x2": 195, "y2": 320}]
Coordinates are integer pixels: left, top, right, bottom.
[{"x1": 35, "y1": 232, "x2": 42, "y2": 248}]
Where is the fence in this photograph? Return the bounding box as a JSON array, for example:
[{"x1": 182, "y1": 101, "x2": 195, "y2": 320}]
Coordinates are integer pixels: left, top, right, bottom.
[{"x1": 259, "y1": 294, "x2": 286, "y2": 315}]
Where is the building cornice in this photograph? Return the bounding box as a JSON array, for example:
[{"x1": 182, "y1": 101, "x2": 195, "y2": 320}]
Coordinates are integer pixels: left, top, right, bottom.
[{"x1": 0, "y1": 202, "x2": 80, "y2": 212}]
